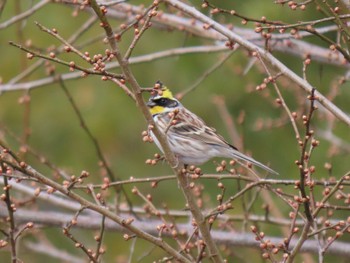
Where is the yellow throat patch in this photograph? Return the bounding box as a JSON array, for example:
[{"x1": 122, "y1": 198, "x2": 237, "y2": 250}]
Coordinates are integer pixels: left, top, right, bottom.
[{"x1": 149, "y1": 105, "x2": 165, "y2": 115}]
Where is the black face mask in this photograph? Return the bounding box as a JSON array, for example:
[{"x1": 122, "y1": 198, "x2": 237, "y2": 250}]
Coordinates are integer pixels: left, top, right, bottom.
[{"x1": 147, "y1": 97, "x2": 179, "y2": 108}]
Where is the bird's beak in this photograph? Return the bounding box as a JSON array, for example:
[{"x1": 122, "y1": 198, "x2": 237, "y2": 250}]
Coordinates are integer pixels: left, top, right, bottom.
[{"x1": 146, "y1": 99, "x2": 156, "y2": 107}]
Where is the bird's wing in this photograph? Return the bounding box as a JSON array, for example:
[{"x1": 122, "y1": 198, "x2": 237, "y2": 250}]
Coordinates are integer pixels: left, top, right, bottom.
[
  {"x1": 169, "y1": 108, "x2": 278, "y2": 174},
  {"x1": 170, "y1": 108, "x2": 237, "y2": 150}
]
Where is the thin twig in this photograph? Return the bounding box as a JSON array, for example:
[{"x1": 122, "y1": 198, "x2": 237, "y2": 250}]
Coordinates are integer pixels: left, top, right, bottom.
[
  {"x1": 0, "y1": 45, "x2": 228, "y2": 93},
  {"x1": 0, "y1": 0, "x2": 50, "y2": 29},
  {"x1": 63, "y1": 207, "x2": 98, "y2": 263},
  {"x1": 35, "y1": 21, "x2": 91, "y2": 62},
  {"x1": 164, "y1": 0, "x2": 350, "y2": 126},
  {"x1": 8, "y1": 41, "x2": 123, "y2": 79},
  {"x1": 177, "y1": 51, "x2": 236, "y2": 99},
  {"x1": 7, "y1": 16, "x2": 97, "y2": 86},
  {"x1": 58, "y1": 78, "x2": 134, "y2": 214},
  {"x1": 123, "y1": 5, "x2": 157, "y2": 60},
  {"x1": 0, "y1": 124, "x2": 71, "y2": 180},
  {"x1": 4, "y1": 160, "x2": 192, "y2": 262}
]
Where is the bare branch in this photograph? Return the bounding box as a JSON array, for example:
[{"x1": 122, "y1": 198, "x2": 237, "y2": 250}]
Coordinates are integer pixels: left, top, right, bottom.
[
  {"x1": 0, "y1": 0, "x2": 50, "y2": 29},
  {"x1": 164, "y1": 0, "x2": 350, "y2": 126},
  {"x1": 1, "y1": 209, "x2": 350, "y2": 258}
]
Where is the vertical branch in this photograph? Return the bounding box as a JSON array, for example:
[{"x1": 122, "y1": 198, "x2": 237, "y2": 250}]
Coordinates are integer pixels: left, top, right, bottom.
[
  {"x1": 95, "y1": 215, "x2": 106, "y2": 262},
  {"x1": 287, "y1": 221, "x2": 312, "y2": 263},
  {"x1": 58, "y1": 79, "x2": 117, "y2": 182},
  {"x1": 89, "y1": 1, "x2": 224, "y2": 261},
  {"x1": 256, "y1": 53, "x2": 301, "y2": 141},
  {"x1": 0, "y1": 0, "x2": 6, "y2": 16},
  {"x1": 287, "y1": 89, "x2": 317, "y2": 262},
  {"x1": 298, "y1": 89, "x2": 316, "y2": 223},
  {"x1": 1, "y1": 161, "x2": 17, "y2": 263}
]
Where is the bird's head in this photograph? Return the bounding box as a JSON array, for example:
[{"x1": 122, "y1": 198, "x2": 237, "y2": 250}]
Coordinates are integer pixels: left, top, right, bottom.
[{"x1": 147, "y1": 81, "x2": 180, "y2": 116}]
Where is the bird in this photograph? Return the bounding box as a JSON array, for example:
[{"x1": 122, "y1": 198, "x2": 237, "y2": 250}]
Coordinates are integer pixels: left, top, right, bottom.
[{"x1": 146, "y1": 81, "x2": 278, "y2": 175}]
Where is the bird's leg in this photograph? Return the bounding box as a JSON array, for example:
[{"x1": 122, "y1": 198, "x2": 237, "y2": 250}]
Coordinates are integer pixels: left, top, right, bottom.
[{"x1": 170, "y1": 155, "x2": 179, "y2": 169}]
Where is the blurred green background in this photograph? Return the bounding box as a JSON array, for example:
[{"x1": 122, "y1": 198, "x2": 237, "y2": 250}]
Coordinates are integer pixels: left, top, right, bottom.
[{"x1": 1, "y1": 0, "x2": 350, "y2": 262}]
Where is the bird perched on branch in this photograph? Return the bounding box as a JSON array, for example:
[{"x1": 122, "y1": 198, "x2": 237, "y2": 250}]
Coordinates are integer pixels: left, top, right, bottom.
[{"x1": 146, "y1": 81, "x2": 278, "y2": 175}]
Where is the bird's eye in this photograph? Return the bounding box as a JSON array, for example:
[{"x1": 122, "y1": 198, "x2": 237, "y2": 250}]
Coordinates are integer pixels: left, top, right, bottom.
[{"x1": 159, "y1": 98, "x2": 167, "y2": 104}]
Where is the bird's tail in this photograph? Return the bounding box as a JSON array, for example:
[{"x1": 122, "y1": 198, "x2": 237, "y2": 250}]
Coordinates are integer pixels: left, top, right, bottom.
[{"x1": 231, "y1": 150, "x2": 278, "y2": 175}]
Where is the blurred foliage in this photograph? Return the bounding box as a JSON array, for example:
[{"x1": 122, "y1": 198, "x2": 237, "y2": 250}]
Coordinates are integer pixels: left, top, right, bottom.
[{"x1": 1, "y1": 0, "x2": 350, "y2": 262}]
